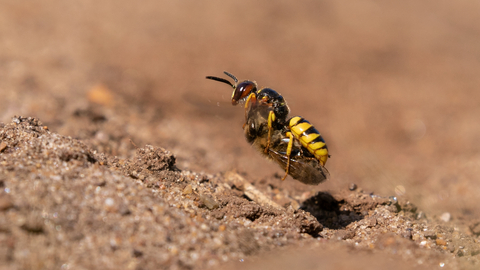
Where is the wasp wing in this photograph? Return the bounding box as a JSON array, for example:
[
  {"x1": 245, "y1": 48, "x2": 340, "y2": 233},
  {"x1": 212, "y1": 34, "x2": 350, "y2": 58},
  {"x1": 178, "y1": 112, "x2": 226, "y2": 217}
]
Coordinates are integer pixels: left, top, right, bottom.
[{"x1": 268, "y1": 148, "x2": 330, "y2": 185}]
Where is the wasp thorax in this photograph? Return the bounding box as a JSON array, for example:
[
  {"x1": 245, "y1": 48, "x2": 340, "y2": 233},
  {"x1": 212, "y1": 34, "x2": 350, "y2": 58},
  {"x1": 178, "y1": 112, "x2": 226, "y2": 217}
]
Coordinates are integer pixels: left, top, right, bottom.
[
  {"x1": 257, "y1": 89, "x2": 282, "y2": 103},
  {"x1": 256, "y1": 89, "x2": 290, "y2": 122},
  {"x1": 232, "y1": 81, "x2": 257, "y2": 105}
]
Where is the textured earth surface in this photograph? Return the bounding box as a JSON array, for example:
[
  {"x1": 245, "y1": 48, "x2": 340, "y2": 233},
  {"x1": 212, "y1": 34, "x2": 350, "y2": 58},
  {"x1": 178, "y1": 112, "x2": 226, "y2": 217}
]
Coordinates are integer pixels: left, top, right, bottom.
[{"x1": 1, "y1": 1, "x2": 480, "y2": 269}]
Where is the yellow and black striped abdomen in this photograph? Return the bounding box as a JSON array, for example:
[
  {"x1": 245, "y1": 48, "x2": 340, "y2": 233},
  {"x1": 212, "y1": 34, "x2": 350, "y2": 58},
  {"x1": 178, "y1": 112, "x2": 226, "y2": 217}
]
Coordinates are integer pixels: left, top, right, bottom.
[{"x1": 288, "y1": 116, "x2": 329, "y2": 165}]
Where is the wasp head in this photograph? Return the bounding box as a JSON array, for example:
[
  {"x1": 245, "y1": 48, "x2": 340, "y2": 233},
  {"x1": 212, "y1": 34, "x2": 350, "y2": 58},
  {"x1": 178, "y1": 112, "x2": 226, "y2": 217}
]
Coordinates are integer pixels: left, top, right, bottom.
[{"x1": 206, "y1": 71, "x2": 258, "y2": 105}]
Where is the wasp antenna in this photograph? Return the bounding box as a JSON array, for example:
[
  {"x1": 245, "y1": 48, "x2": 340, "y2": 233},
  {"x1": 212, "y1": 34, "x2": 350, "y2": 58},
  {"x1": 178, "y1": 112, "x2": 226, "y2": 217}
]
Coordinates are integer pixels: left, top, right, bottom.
[
  {"x1": 223, "y1": 71, "x2": 238, "y2": 83},
  {"x1": 206, "y1": 76, "x2": 235, "y2": 88}
]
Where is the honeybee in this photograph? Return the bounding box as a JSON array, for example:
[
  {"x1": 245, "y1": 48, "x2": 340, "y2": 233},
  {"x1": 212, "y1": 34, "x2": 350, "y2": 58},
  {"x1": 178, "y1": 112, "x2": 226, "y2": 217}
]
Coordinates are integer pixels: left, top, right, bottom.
[{"x1": 206, "y1": 71, "x2": 330, "y2": 185}]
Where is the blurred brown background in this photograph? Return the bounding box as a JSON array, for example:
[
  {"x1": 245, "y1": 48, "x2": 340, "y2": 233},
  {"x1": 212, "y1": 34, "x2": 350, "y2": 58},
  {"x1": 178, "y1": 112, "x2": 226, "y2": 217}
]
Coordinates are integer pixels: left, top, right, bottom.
[{"x1": 1, "y1": 0, "x2": 480, "y2": 222}]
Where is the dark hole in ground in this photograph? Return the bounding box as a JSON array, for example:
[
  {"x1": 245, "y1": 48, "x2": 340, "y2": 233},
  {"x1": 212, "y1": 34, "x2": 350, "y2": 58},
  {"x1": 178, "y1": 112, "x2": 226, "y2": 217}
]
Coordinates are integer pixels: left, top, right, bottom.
[{"x1": 301, "y1": 192, "x2": 363, "y2": 229}]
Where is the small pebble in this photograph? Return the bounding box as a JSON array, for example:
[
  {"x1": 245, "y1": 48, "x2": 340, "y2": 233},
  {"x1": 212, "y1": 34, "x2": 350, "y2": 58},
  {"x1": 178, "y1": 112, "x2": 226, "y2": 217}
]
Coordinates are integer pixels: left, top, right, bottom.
[
  {"x1": 0, "y1": 141, "x2": 7, "y2": 152},
  {"x1": 349, "y1": 183, "x2": 357, "y2": 191},
  {"x1": 169, "y1": 246, "x2": 179, "y2": 255},
  {"x1": 436, "y1": 239, "x2": 447, "y2": 246},
  {"x1": 200, "y1": 193, "x2": 219, "y2": 210},
  {"x1": 413, "y1": 234, "x2": 422, "y2": 242},
  {"x1": 417, "y1": 211, "x2": 426, "y2": 219},
  {"x1": 289, "y1": 200, "x2": 300, "y2": 210},
  {"x1": 367, "y1": 217, "x2": 377, "y2": 228},
  {"x1": 183, "y1": 184, "x2": 193, "y2": 195},
  {"x1": 424, "y1": 230, "x2": 436, "y2": 239},
  {"x1": 447, "y1": 242, "x2": 455, "y2": 252},
  {"x1": 470, "y1": 222, "x2": 480, "y2": 235},
  {"x1": 333, "y1": 230, "x2": 354, "y2": 240},
  {"x1": 104, "y1": 198, "x2": 116, "y2": 211},
  {"x1": 440, "y1": 212, "x2": 451, "y2": 222}
]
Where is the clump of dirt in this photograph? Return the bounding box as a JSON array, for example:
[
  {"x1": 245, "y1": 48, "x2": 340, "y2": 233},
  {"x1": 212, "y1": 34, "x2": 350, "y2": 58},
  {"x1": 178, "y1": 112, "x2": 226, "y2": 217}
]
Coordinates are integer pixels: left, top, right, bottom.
[
  {"x1": 0, "y1": 116, "x2": 479, "y2": 269},
  {"x1": 1, "y1": 116, "x2": 97, "y2": 167}
]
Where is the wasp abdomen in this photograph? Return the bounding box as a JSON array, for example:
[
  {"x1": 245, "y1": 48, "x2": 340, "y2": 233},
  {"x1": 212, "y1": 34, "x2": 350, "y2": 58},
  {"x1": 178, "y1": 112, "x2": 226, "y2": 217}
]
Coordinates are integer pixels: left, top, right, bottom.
[{"x1": 288, "y1": 116, "x2": 328, "y2": 165}]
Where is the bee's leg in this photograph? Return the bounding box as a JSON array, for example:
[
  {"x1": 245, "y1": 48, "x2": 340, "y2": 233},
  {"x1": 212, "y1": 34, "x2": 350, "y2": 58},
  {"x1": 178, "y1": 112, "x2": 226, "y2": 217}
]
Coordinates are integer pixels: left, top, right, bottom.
[
  {"x1": 281, "y1": 131, "x2": 294, "y2": 181},
  {"x1": 264, "y1": 111, "x2": 276, "y2": 153}
]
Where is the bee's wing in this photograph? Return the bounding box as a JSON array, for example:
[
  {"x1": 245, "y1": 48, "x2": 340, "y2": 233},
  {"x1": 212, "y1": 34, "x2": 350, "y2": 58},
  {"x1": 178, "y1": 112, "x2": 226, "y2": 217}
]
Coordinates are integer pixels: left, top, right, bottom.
[{"x1": 268, "y1": 149, "x2": 330, "y2": 185}]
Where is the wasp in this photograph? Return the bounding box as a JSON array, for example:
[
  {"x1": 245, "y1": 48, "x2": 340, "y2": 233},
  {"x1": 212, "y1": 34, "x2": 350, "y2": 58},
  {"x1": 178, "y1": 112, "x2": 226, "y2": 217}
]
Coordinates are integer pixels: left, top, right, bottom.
[{"x1": 206, "y1": 71, "x2": 330, "y2": 185}]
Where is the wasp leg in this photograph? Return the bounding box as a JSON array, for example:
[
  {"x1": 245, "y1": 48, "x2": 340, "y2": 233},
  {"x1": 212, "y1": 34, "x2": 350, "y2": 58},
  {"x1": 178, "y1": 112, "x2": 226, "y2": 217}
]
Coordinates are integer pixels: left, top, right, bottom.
[
  {"x1": 243, "y1": 93, "x2": 257, "y2": 128},
  {"x1": 298, "y1": 146, "x2": 319, "y2": 162},
  {"x1": 281, "y1": 131, "x2": 294, "y2": 181},
  {"x1": 264, "y1": 111, "x2": 276, "y2": 154}
]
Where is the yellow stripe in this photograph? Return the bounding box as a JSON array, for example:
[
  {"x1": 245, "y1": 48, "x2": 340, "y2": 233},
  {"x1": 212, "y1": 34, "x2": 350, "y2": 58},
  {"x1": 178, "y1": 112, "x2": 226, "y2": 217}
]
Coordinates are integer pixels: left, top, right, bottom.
[
  {"x1": 310, "y1": 141, "x2": 326, "y2": 150},
  {"x1": 319, "y1": 155, "x2": 328, "y2": 166},
  {"x1": 291, "y1": 122, "x2": 311, "y2": 134},
  {"x1": 289, "y1": 116, "x2": 302, "y2": 127},
  {"x1": 315, "y1": 148, "x2": 328, "y2": 156},
  {"x1": 315, "y1": 149, "x2": 329, "y2": 166},
  {"x1": 302, "y1": 133, "x2": 320, "y2": 143}
]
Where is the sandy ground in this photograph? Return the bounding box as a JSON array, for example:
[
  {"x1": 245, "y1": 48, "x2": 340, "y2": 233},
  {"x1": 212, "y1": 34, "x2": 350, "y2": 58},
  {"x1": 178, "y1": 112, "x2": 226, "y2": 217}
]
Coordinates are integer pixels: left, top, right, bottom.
[{"x1": 1, "y1": 1, "x2": 480, "y2": 269}]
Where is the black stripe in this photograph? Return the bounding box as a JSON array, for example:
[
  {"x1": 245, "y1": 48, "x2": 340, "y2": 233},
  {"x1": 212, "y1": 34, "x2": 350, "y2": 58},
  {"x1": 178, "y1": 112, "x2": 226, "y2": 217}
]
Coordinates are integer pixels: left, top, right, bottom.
[
  {"x1": 292, "y1": 117, "x2": 327, "y2": 145},
  {"x1": 295, "y1": 117, "x2": 310, "y2": 125},
  {"x1": 311, "y1": 135, "x2": 326, "y2": 144},
  {"x1": 302, "y1": 126, "x2": 318, "y2": 136}
]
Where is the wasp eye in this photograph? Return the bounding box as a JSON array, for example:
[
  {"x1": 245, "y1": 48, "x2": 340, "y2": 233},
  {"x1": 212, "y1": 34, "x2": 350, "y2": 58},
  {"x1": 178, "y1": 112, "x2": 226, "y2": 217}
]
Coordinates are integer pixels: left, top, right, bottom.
[{"x1": 232, "y1": 81, "x2": 256, "y2": 105}]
